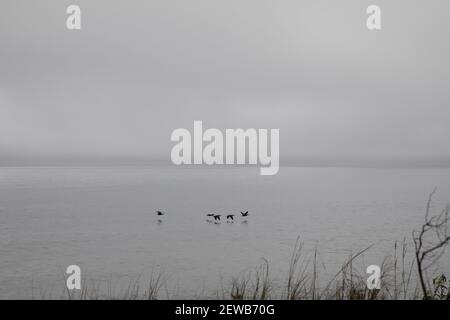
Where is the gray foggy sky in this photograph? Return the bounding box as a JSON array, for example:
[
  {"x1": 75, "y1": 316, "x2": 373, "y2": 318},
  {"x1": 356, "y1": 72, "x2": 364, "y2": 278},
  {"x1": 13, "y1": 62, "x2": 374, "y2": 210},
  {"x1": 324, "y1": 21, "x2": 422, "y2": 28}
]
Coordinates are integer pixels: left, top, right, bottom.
[{"x1": 1, "y1": 0, "x2": 450, "y2": 165}]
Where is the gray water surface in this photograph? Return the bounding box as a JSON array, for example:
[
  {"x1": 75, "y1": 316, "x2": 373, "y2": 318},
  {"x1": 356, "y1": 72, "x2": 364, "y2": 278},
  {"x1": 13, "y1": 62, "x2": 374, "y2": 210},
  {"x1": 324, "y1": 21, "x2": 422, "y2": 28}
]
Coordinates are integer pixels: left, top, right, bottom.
[{"x1": 1, "y1": 166, "x2": 449, "y2": 299}]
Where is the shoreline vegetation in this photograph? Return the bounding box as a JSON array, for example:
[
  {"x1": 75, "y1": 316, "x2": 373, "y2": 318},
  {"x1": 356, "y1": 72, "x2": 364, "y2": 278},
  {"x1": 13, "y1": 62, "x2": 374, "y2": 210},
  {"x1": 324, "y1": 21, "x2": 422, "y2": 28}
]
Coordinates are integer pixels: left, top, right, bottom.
[{"x1": 36, "y1": 191, "x2": 450, "y2": 300}]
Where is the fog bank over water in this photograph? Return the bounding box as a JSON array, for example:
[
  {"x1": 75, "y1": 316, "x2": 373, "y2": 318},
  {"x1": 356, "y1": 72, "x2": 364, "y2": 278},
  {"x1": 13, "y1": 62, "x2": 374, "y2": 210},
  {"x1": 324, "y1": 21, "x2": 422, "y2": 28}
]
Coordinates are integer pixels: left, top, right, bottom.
[
  {"x1": 1, "y1": 154, "x2": 450, "y2": 168},
  {"x1": 1, "y1": 1, "x2": 450, "y2": 166}
]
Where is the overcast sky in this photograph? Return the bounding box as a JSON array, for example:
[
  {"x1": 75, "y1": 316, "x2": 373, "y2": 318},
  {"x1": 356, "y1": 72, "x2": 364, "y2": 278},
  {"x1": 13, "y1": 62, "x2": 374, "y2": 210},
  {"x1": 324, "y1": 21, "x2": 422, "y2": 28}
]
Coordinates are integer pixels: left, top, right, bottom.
[{"x1": 1, "y1": 0, "x2": 449, "y2": 165}]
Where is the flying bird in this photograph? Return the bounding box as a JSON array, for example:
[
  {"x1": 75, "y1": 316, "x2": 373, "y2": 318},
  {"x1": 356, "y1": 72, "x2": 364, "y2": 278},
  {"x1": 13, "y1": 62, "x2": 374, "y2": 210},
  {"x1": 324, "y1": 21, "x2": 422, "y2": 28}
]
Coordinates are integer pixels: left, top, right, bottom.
[
  {"x1": 240, "y1": 211, "x2": 249, "y2": 217},
  {"x1": 206, "y1": 213, "x2": 215, "y2": 217},
  {"x1": 156, "y1": 210, "x2": 165, "y2": 216},
  {"x1": 226, "y1": 214, "x2": 235, "y2": 220},
  {"x1": 213, "y1": 214, "x2": 221, "y2": 221}
]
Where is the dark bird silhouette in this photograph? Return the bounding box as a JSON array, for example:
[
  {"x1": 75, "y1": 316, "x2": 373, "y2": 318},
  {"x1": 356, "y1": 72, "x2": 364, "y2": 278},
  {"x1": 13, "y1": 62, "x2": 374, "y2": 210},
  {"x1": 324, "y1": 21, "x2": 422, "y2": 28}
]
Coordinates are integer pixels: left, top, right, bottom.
[
  {"x1": 156, "y1": 210, "x2": 165, "y2": 216},
  {"x1": 213, "y1": 214, "x2": 221, "y2": 221},
  {"x1": 206, "y1": 213, "x2": 215, "y2": 217},
  {"x1": 226, "y1": 214, "x2": 235, "y2": 220},
  {"x1": 240, "y1": 211, "x2": 249, "y2": 217}
]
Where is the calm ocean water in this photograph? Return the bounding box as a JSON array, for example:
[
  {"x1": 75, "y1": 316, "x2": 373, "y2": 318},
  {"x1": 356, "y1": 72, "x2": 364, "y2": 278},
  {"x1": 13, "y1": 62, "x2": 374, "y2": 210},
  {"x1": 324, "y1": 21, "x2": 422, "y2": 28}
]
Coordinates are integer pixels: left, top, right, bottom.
[{"x1": 1, "y1": 166, "x2": 449, "y2": 299}]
